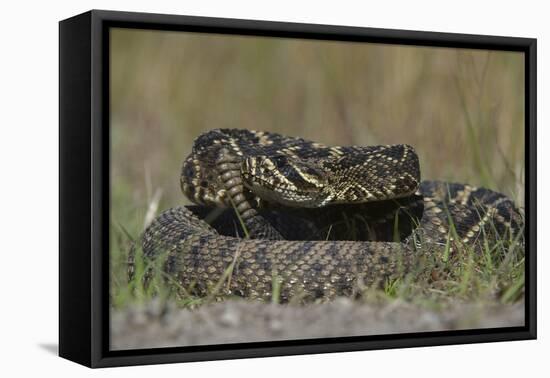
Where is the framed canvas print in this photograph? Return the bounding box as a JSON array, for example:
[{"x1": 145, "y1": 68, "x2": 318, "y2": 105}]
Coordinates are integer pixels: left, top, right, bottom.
[{"x1": 59, "y1": 10, "x2": 536, "y2": 368}]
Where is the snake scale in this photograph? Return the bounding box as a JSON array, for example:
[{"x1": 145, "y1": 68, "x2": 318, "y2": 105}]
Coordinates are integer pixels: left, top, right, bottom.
[{"x1": 134, "y1": 129, "x2": 523, "y2": 302}]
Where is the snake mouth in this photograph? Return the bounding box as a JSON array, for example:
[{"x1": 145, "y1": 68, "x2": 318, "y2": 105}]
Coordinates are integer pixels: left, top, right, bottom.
[{"x1": 243, "y1": 175, "x2": 328, "y2": 207}]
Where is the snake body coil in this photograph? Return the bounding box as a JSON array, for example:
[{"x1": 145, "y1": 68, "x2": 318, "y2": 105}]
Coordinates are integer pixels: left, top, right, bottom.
[{"x1": 137, "y1": 129, "x2": 523, "y2": 302}]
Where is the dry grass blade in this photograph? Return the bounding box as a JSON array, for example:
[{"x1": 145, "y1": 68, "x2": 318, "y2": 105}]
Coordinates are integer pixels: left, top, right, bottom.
[{"x1": 143, "y1": 188, "x2": 163, "y2": 230}]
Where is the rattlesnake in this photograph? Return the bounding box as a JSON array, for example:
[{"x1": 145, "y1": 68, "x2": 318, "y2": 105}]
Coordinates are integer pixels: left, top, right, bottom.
[{"x1": 135, "y1": 129, "x2": 523, "y2": 302}]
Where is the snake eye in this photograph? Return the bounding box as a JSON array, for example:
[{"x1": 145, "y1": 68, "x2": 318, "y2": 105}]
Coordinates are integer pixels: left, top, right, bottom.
[{"x1": 271, "y1": 155, "x2": 288, "y2": 169}]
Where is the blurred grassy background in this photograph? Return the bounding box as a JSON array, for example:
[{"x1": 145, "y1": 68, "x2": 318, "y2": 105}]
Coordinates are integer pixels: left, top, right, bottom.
[{"x1": 110, "y1": 27, "x2": 525, "y2": 259}]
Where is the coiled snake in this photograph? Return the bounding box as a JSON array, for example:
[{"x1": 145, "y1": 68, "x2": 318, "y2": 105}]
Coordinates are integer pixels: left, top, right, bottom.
[{"x1": 135, "y1": 129, "x2": 523, "y2": 302}]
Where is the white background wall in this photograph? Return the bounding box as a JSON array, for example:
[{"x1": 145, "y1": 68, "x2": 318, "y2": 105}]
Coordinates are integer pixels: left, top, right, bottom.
[{"x1": 0, "y1": 0, "x2": 546, "y2": 376}]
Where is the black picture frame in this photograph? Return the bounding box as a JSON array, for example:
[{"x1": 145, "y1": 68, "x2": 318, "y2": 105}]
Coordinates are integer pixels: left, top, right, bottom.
[{"x1": 59, "y1": 9, "x2": 537, "y2": 368}]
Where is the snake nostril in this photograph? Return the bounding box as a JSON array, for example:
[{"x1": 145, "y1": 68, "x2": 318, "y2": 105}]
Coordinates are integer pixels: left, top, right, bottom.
[{"x1": 184, "y1": 165, "x2": 195, "y2": 178}]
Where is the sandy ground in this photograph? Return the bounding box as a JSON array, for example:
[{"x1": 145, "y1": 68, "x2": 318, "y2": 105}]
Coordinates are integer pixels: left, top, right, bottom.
[{"x1": 111, "y1": 299, "x2": 524, "y2": 350}]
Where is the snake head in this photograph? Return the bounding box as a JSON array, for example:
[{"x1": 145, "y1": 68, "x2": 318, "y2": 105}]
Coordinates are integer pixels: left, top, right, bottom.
[{"x1": 241, "y1": 155, "x2": 329, "y2": 207}]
